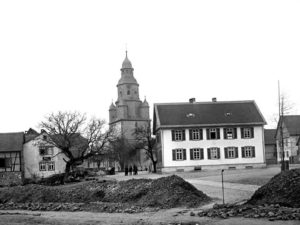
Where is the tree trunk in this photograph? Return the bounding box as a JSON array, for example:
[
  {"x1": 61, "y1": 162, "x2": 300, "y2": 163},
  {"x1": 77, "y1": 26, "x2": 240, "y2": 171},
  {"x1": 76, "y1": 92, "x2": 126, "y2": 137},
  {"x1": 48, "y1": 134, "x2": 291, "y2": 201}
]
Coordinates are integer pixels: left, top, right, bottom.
[
  {"x1": 64, "y1": 161, "x2": 72, "y2": 182},
  {"x1": 152, "y1": 160, "x2": 157, "y2": 173}
]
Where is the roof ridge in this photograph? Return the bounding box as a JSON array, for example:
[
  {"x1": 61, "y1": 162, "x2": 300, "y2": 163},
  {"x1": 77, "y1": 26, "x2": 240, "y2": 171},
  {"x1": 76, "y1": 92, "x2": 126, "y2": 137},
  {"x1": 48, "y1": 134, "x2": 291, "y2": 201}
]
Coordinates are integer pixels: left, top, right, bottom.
[
  {"x1": 154, "y1": 100, "x2": 255, "y2": 106},
  {"x1": 0, "y1": 132, "x2": 24, "y2": 135}
]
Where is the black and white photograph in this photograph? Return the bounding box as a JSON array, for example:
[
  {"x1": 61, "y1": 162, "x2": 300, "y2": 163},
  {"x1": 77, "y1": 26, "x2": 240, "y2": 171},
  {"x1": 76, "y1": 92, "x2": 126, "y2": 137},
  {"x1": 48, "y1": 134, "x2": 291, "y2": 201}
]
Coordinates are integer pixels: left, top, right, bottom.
[{"x1": 0, "y1": 1, "x2": 300, "y2": 224}]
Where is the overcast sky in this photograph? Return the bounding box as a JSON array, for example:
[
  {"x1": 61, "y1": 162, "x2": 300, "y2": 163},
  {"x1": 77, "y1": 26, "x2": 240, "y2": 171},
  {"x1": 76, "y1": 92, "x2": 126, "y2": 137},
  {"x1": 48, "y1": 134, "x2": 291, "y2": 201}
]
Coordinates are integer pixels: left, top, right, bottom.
[{"x1": 1, "y1": 0, "x2": 300, "y2": 132}]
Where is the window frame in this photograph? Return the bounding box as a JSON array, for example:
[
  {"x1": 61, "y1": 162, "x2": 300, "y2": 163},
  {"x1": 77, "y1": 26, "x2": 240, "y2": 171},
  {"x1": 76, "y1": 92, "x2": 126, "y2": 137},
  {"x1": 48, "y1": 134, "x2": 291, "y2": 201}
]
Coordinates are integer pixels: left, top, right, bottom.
[
  {"x1": 224, "y1": 128, "x2": 237, "y2": 139},
  {"x1": 190, "y1": 148, "x2": 204, "y2": 160},
  {"x1": 39, "y1": 162, "x2": 46, "y2": 171},
  {"x1": 206, "y1": 128, "x2": 220, "y2": 140},
  {"x1": 242, "y1": 146, "x2": 255, "y2": 158},
  {"x1": 224, "y1": 147, "x2": 238, "y2": 159},
  {"x1": 189, "y1": 128, "x2": 203, "y2": 141},
  {"x1": 241, "y1": 127, "x2": 254, "y2": 139},
  {"x1": 172, "y1": 148, "x2": 187, "y2": 161},
  {"x1": 172, "y1": 129, "x2": 186, "y2": 141},
  {"x1": 208, "y1": 147, "x2": 220, "y2": 160},
  {"x1": 48, "y1": 162, "x2": 55, "y2": 171}
]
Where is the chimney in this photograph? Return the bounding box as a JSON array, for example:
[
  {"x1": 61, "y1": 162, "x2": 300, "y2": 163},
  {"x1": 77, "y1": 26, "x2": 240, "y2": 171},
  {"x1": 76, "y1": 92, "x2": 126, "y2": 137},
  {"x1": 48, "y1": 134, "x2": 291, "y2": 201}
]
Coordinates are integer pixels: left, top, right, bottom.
[
  {"x1": 189, "y1": 98, "x2": 196, "y2": 103},
  {"x1": 212, "y1": 97, "x2": 217, "y2": 102}
]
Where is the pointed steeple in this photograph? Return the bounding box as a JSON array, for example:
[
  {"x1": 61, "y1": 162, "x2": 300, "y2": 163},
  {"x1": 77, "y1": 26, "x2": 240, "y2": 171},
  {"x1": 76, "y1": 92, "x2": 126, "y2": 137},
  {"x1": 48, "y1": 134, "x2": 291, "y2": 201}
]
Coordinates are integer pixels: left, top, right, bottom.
[
  {"x1": 109, "y1": 101, "x2": 116, "y2": 110},
  {"x1": 118, "y1": 50, "x2": 138, "y2": 86},
  {"x1": 142, "y1": 96, "x2": 149, "y2": 107},
  {"x1": 122, "y1": 51, "x2": 133, "y2": 69}
]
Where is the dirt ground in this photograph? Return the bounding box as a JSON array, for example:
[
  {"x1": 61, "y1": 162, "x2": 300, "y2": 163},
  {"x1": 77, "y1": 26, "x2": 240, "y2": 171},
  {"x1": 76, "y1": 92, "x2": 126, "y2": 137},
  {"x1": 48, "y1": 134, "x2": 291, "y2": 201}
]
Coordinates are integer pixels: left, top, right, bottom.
[
  {"x1": 1, "y1": 165, "x2": 300, "y2": 225},
  {"x1": 1, "y1": 209, "x2": 300, "y2": 225}
]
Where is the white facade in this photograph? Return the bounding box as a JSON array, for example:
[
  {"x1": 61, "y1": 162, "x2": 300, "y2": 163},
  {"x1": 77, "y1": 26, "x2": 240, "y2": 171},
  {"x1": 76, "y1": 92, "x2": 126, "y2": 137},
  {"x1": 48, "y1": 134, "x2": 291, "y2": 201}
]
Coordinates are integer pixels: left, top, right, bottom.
[
  {"x1": 23, "y1": 134, "x2": 68, "y2": 179},
  {"x1": 159, "y1": 126, "x2": 265, "y2": 171}
]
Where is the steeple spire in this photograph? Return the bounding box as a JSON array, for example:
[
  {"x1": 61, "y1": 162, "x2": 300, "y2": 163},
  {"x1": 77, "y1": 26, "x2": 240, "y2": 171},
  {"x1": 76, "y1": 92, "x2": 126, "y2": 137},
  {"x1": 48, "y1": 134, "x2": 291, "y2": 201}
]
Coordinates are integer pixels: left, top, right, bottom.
[{"x1": 122, "y1": 50, "x2": 132, "y2": 69}]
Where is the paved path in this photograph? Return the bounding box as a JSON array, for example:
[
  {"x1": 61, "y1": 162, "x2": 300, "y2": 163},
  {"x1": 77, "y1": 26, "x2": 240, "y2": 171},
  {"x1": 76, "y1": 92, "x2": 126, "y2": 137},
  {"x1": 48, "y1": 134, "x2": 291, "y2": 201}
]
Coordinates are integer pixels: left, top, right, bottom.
[
  {"x1": 186, "y1": 179, "x2": 260, "y2": 192},
  {"x1": 186, "y1": 178, "x2": 260, "y2": 204},
  {"x1": 109, "y1": 172, "x2": 261, "y2": 204}
]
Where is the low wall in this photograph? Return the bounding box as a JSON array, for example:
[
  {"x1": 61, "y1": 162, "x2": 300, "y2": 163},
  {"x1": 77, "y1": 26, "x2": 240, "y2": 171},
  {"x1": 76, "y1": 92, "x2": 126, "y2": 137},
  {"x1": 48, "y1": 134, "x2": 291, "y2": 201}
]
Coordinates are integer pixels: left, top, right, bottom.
[{"x1": 0, "y1": 172, "x2": 23, "y2": 187}]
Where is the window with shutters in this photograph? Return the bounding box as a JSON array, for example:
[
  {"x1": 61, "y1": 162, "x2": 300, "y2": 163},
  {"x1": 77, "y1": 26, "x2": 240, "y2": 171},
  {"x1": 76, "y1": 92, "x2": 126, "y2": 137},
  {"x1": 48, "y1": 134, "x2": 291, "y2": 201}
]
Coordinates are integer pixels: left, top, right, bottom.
[
  {"x1": 189, "y1": 129, "x2": 202, "y2": 140},
  {"x1": 208, "y1": 147, "x2": 220, "y2": 159},
  {"x1": 241, "y1": 127, "x2": 254, "y2": 139},
  {"x1": 207, "y1": 128, "x2": 220, "y2": 140},
  {"x1": 225, "y1": 147, "x2": 238, "y2": 159},
  {"x1": 172, "y1": 149, "x2": 186, "y2": 161},
  {"x1": 172, "y1": 130, "x2": 185, "y2": 141},
  {"x1": 224, "y1": 128, "x2": 236, "y2": 139},
  {"x1": 242, "y1": 146, "x2": 255, "y2": 158},
  {"x1": 190, "y1": 148, "x2": 204, "y2": 160}
]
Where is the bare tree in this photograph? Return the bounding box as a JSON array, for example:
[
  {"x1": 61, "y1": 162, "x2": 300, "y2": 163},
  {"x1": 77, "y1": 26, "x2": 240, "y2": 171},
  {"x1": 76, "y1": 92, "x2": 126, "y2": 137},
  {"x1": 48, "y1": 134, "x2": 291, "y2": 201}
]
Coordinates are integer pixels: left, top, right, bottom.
[
  {"x1": 40, "y1": 111, "x2": 117, "y2": 178},
  {"x1": 133, "y1": 124, "x2": 158, "y2": 173},
  {"x1": 277, "y1": 89, "x2": 294, "y2": 171},
  {"x1": 109, "y1": 136, "x2": 134, "y2": 171}
]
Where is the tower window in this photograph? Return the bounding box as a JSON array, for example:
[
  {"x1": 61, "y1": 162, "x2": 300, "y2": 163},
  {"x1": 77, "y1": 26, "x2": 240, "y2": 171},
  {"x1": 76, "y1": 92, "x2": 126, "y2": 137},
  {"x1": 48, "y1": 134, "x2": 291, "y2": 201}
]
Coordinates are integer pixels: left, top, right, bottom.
[{"x1": 127, "y1": 90, "x2": 130, "y2": 95}]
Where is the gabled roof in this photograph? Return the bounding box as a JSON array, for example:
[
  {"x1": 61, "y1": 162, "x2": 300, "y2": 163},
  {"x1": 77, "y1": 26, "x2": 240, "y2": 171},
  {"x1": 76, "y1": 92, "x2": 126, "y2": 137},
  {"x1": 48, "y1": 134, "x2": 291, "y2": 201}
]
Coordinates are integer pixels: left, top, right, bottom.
[
  {"x1": 0, "y1": 132, "x2": 24, "y2": 152},
  {"x1": 25, "y1": 128, "x2": 39, "y2": 143},
  {"x1": 275, "y1": 115, "x2": 300, "y2": 138},
  {"x1": 153, "y1": 100, "x2": 266, "y2": 131},
  {"x1": 264, "y1": 129, "x2": 276, "y2": 145}
]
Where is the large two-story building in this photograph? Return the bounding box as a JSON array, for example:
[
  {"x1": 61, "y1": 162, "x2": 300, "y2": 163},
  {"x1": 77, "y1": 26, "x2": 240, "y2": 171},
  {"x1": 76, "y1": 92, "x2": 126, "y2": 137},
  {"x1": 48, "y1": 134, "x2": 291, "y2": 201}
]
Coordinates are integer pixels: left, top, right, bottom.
[{"x1": 153, "y1": 98, "x2": 267, "y2": 172}]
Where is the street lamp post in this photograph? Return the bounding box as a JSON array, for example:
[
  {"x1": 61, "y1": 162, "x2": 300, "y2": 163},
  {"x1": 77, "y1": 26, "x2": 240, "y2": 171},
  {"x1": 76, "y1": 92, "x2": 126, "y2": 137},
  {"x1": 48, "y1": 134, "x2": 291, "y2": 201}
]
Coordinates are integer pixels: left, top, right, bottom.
[{"x1": 221, "y1": 169, "x2": 225, "y2": 205}]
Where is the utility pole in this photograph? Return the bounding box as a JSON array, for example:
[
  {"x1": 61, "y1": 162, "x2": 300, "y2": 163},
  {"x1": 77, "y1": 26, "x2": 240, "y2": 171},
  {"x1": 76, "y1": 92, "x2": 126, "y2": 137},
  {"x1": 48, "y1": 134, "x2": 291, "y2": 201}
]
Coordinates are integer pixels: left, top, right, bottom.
[{"x1": 278, "y1": 81, "x2": 286, "y2": 171}]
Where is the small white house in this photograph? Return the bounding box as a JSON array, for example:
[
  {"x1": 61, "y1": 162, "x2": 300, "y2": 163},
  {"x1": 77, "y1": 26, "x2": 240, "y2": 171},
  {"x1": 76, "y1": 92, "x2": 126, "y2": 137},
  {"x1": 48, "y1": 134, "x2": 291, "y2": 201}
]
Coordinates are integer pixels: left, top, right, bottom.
[
  {"x1": 275, "y1": 115, "x2": 300, "y2": 164},
  {"x1": 23, "y1": 129, "x2": 68, "y2": 179},
  {"x1": 153, "y1": 99, "x2": 267, "y2": 172}
]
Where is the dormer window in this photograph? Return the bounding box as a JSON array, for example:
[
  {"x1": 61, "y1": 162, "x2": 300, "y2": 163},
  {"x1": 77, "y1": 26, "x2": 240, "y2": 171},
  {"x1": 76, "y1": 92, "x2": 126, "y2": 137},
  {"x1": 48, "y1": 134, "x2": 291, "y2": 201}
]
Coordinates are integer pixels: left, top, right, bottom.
[
  {"x1": 186, "y1": 113, "x2": 195, "y2": 118},
  {"x1": 127, "y1": 90, "x2": 130, "y2": 95}
]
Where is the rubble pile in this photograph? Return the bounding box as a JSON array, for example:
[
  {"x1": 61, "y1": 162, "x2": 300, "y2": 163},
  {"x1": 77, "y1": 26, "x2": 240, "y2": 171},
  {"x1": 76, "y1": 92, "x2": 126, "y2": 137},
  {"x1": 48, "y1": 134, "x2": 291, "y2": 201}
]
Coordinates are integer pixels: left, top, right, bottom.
[
  {"x1": 193, "y1": 203, "x2": 300, "y2": 221},
  {"x1": 247, "y1": 169, "x2": 300, "y2": 207},
  {"x1": 0, "y1": 175, "x2": 211, "y2": 212}
]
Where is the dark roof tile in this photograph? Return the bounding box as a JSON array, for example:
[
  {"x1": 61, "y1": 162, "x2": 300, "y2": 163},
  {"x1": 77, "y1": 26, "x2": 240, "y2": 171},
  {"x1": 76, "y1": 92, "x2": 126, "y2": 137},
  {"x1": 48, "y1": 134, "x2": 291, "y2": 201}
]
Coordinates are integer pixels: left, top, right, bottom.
[
  {"x1": 264, "y1": 129, "x2": 276, "y2": 145},
  {"x1": 282, "y1": 115, "x2": 300, "y2": 136},
  {"x1": 154, "y1": 100, "x2": 266, "y2": 129},
  {"x1": 0, "y1": 132, "x2": 24, "y2": 152}
]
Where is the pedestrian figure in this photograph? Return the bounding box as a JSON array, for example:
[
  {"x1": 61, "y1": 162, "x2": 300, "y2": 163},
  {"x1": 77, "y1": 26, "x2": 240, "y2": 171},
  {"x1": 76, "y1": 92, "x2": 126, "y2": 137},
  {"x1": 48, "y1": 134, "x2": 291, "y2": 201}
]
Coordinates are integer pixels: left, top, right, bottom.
[
  {"x1": 129, "y1": 165, "x2": 132, "y2": 175},
  {"x1": 133, "y1": 165, "x2": 138, "y2": 175},
  {"x1": 125, "y1": 166, "x2": 128, "y2": 176}
]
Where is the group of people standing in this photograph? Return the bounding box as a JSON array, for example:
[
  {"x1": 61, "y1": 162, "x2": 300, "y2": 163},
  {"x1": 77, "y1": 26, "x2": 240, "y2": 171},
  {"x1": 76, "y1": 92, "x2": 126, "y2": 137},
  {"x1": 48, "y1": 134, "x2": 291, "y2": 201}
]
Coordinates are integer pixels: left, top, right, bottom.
[{"x1": 124, "y1": 165, "x2": 138, "y2": 176}]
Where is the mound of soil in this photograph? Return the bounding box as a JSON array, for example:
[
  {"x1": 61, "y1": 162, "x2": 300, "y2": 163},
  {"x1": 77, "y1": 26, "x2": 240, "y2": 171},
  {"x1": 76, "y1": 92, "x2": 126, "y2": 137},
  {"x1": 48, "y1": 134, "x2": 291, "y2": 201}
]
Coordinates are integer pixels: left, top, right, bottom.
[
  {"x1": 0, "y1": 175, "x2": 211, "y2": 210},
  {"x1": 247, "y1": 169, "x2": 300, "y2": 207}
]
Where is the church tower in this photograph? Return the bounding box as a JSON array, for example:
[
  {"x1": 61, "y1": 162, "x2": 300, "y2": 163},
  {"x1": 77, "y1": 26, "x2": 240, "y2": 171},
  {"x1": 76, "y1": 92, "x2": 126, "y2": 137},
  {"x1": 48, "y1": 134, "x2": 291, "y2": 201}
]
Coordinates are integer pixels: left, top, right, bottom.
[{"x1": 109, "y1": 52, "x2": 150, "y2": 142}]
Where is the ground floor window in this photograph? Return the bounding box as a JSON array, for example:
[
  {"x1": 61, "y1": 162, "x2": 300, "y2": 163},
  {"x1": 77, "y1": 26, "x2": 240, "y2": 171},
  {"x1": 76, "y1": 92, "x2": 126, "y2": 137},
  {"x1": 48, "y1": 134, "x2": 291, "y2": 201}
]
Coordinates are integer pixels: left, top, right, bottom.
[
  {"x1": 48, "y1": 162, "x2": 55, "y2": 171},
  {"x1": 190, "y1": 148, "x2": 204, "y2": 160},
  {"x1": 172, "y1": 149, "x2": 186, "y2": 161},
  {"x1": 39, "y1": 162, "x2": 46, "y2": 171},
  {"x1": 207, "y1": 147, "x2": 220, "y2": 159},
  {"x1": 224, "y1": 147, "x2": 238, "y2": 159},
  {"x1": 39, "y1": 161, "x2": 55, "y2": 171},
  {"x1": 242, "y1": 146, "x2": 255, "y2": 158}
]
